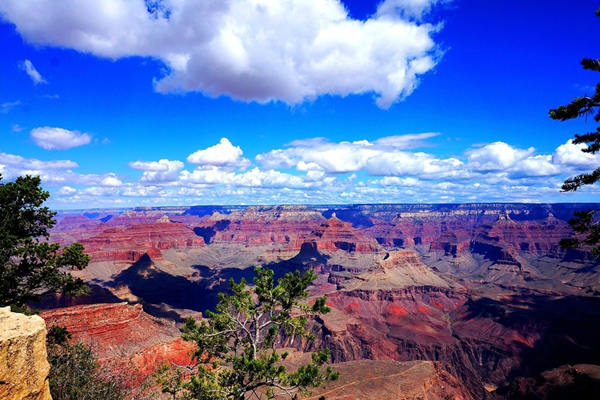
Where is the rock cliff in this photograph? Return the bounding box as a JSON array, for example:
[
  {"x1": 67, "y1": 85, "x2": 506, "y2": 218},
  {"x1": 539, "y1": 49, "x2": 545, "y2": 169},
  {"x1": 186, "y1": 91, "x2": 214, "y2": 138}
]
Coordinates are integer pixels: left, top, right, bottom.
[
  {"x1": 79, "y1": 220, "x2": 205, "y2": 263},
  {"x1": 41, "y1": 302, "x2": 195, "y2": 386},
  {"x1": 0, "y1": 307, "x2": 52, "y2": 400}
]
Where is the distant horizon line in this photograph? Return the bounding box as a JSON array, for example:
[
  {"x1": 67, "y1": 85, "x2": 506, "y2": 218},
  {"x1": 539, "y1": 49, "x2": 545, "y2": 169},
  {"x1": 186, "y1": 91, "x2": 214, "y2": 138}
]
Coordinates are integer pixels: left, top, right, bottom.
[{"x1": 54, "y1": 202, "x2": 600, "y2": 213}]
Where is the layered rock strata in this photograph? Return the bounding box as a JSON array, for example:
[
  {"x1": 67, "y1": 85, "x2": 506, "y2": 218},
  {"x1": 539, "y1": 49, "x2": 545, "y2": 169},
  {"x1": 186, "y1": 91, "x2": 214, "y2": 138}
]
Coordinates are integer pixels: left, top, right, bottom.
[{"x1": 41, "y1": 303, "x2": 194, "y2": 386}]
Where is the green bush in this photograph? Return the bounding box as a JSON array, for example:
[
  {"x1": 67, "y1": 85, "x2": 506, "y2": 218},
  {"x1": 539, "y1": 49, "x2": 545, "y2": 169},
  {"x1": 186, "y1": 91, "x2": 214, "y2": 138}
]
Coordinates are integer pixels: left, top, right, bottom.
[{"x1": 47, "y1": 328, "x2": 124, "y2": 400}]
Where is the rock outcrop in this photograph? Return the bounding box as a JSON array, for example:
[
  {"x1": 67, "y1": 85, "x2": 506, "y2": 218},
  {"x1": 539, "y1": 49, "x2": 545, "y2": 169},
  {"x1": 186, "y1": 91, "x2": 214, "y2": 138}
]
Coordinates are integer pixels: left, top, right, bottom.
[
  {"x1": 41, "y1": 303, "x2": 195, "y2": 386},
  {"x1": 296, "y1": 214, "x2": 382, "y2": 255},
  {"x1": 0, "y1": 306, "x2": 52, "y2": 400}
]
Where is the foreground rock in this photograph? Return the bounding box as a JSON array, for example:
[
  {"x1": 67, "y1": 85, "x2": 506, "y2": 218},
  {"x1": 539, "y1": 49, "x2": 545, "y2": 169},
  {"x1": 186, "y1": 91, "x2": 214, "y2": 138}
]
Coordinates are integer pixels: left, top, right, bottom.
[{"x1": 0, "y1": 306, "x2": 52, "y2": 400}]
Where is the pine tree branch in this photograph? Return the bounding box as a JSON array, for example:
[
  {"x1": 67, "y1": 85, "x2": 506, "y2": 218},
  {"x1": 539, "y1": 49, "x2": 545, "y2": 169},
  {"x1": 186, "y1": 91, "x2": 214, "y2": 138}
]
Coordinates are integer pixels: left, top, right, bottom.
[{"x1": 582, "y1": 58, "x2": 600, "y2": 72}]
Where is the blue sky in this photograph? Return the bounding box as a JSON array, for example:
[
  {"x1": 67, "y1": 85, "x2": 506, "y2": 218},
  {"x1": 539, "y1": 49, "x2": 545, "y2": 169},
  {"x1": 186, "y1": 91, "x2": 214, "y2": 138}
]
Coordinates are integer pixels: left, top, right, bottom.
[{"x1": 1, "y1": 0, "x2": 599, "y2": 208}]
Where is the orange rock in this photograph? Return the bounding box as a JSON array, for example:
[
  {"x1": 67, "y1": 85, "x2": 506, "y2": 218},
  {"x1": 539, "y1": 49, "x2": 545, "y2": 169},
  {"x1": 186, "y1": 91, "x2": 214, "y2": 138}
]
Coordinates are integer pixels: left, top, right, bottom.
[{"x1": 41, "y1": 303, "x2": 194, "y2": 386}]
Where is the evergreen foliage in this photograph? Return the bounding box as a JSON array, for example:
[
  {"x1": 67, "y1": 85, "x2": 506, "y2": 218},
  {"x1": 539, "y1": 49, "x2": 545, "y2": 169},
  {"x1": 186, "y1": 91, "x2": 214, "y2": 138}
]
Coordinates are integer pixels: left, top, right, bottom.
[
  {"x1": 549, "y1": 8, "x2": 600, "y2": 255},
  {"x1": 0, "y1": 174, "x2": 90, "y2": 309},
  {"x1": 160, "y1": 267, "x2": 338, "y2": 399},
  {"x1": 47, "y1": 327, "x2": 124, "y2": 400}
]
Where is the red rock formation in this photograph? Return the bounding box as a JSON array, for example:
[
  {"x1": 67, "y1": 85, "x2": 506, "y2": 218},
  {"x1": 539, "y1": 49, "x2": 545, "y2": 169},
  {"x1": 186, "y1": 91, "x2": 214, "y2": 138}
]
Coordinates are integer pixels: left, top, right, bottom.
[
  {"x1": 192, "y1": 206, "x2": 324, "y2": 246},
  {"x1": 79, "y1": 220, "x2": 204, "y2": 263},
  {"x1": 294, "y1": 214, "x2": 382, "y2": 254},
  {"x1": 41, "y1": 303, "x2": 195, "y2": 386}
]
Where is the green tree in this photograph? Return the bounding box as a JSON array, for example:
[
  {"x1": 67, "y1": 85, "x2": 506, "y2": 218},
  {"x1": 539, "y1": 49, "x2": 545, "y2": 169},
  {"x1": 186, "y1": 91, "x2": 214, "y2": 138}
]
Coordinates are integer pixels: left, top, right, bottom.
[
  {"x1": 0, "y1": 174, "x2": 90, "y2": 310},
  {"x1": 549, "y1": 8, "x2": 600, "y2": 255},
  {"x1": 161, "y1": 267, "x2": 338, "y2": 400},
  {"x1": 47, "y1": 326, "x2": 124, "y2": 400}
]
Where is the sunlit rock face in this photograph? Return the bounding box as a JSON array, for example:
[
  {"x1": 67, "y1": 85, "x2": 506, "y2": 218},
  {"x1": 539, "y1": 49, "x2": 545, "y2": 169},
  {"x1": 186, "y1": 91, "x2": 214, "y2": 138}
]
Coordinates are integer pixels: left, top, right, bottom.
[
  {"x1": 296, "y1": 214, "x2": 383, "y2": 255},
  {"x1": 41, "y1": 302, "x2": 195, "y2": 387},
  {"x1": 0, "y1": 307, "x2": 52, "y2": 400}
]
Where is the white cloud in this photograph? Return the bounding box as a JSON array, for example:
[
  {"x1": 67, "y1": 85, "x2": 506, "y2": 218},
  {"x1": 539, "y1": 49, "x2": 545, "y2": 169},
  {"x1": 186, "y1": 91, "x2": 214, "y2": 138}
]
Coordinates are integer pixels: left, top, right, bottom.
[
  {"x1": 464, "y1": 141, "x2": 600, "y2": 179},
  {"x1": 0, "y1": 152, "x2": 78, "y2": 172},
  {"x1": 100, "y1": 173, "x2": 122, "y2": 187},
  {"x1": 180, "y1": 166, "x2": 236, "y2": 185},
  {"x1": 0, "y1": 151, "x2": 126, "y2": 190},
  {"x1": 0, "y1": 151, "x2": 80, "y2": 184},
  {"x1": 376, "y1": 176, "x2": 420, "y2": 186},
  {"x1": 180, "y1": 166, "x2": 315, "y2": 189},
  {"x1": 553, "y1": 139, "x2": 600, "y2": 168},
  {"x1": 129, "y1": 159, "x2": 184, "y2": 183},
  {"x1": 373, "y1": 132, "x2": 439, "y2": 148},
  {"x1": 19, "y1": 59, "x2": 46, "y2": 84},
  {"x1": 7, "y1": 132, "x2": 600, "y2": 208},
  {"x1": 366, "y1": 151, "x2": 463, "y2": 178},
  {"x1": 466, "y1": 142, "x2": 535, "y2": 171},
  {"x1": 256, "y1": 133, "x2": 459, "y2": 177},
  {"x1": 377, "y1": 0, "x2": 449, "y2": 19},
  {"x1": 30, "y1": 127, "x2": 92, "y2": 150},
  {"x1": 509, "y1": 155, "x2": 560, "y2": 178},
  {"x1": 1, "y1": 100, "x2": 21, "y2": 113},
  {"x1": 0, "y1": 0, "x2": 445, "y2": 108},
  {"x1": 187, "y1": 138, "x2": 249, "y2": 168},
  {"x1": 58, "y1": 186, "x2": 77, "y2": 195}
]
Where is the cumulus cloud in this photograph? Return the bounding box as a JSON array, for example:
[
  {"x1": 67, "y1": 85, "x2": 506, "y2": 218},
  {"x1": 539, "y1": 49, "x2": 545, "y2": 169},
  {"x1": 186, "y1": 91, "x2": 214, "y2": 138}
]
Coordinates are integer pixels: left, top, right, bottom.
[
  {"x1": 0, "y1": 151, "x2": 125, "y2": 189},
  {"x1": 256, "y1": 133, "x2": 459, "y2": 177},
  {"x1": 7, "y1": 134, "x2": 600, "y2": 208},
  {"x1": 0, "y1": 0, "x2": 446, "y2": 108},
  {"x1": 100, "y1": 173, "x2": 123, "y2": 187},
  {"x1": 552, "y1": 139, "x2": 600, "y2": 168},
  {"x1": 187, "y1": 138, "x2": 250, "y2": 168},
  {"x1": 58, "y1": 186, "x2": 77, "y2": 195},
  {"x1": 129, "y1": 159, "x2": 184, "y2": 183},
  {"x1": 30, "y1": 127, "x2": 92, "y2": 150},
  {"x1": 19, "y1": 59, "x2": 46, "y2": 84},
  {"x1": 463, "y1": 140, "x2": 600, "y2": 179},
  {"x1": 0, "y1": 151, "x2": 78, "y2": 184},
  {"x1": 466, "y1": 142, "x2": 535, "y2": 172},
  {"x1": 180, "y1": 166, "x2": 319, "y2": 189},
  {"x1": 376, "y1": 176, "x2": 420, "y2": 186}
]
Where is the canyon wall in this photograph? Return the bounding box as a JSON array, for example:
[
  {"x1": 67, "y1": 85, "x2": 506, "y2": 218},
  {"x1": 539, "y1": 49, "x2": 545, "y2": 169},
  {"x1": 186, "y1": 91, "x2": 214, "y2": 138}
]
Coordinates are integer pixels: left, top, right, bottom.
[
  {"x1": 44, "y1": 203, "x2": 600, "y2": 398},
  {"x1": 41, "y1": 302, "x2": 195, "y2": 387}
]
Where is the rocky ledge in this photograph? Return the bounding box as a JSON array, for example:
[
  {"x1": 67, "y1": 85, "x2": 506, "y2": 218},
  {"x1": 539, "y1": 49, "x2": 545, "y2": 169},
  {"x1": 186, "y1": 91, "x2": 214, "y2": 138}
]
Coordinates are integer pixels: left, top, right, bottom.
[{"x1": 41, "y1": 302, "x2": 195, "y2": 386}]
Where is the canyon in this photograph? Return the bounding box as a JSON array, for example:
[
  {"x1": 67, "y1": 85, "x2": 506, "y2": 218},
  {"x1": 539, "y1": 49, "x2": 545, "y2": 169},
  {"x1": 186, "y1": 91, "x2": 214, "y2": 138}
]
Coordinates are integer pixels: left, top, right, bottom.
[{"x1": 39, "y1": 203, "x2": 600, "y2": 398}]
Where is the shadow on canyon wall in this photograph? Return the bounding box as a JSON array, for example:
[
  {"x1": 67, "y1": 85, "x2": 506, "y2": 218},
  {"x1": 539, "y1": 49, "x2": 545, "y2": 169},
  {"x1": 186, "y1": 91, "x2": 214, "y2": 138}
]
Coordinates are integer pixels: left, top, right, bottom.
[
  {"x1": 93, "y1": 249, "x2": 318, "y2": 321},
  {"x1": 462, "y1": 293, "x2": 600, "y2": 382},
  {"x1": 34, "y1": 283, "x2": 123, "y2": 309}
]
